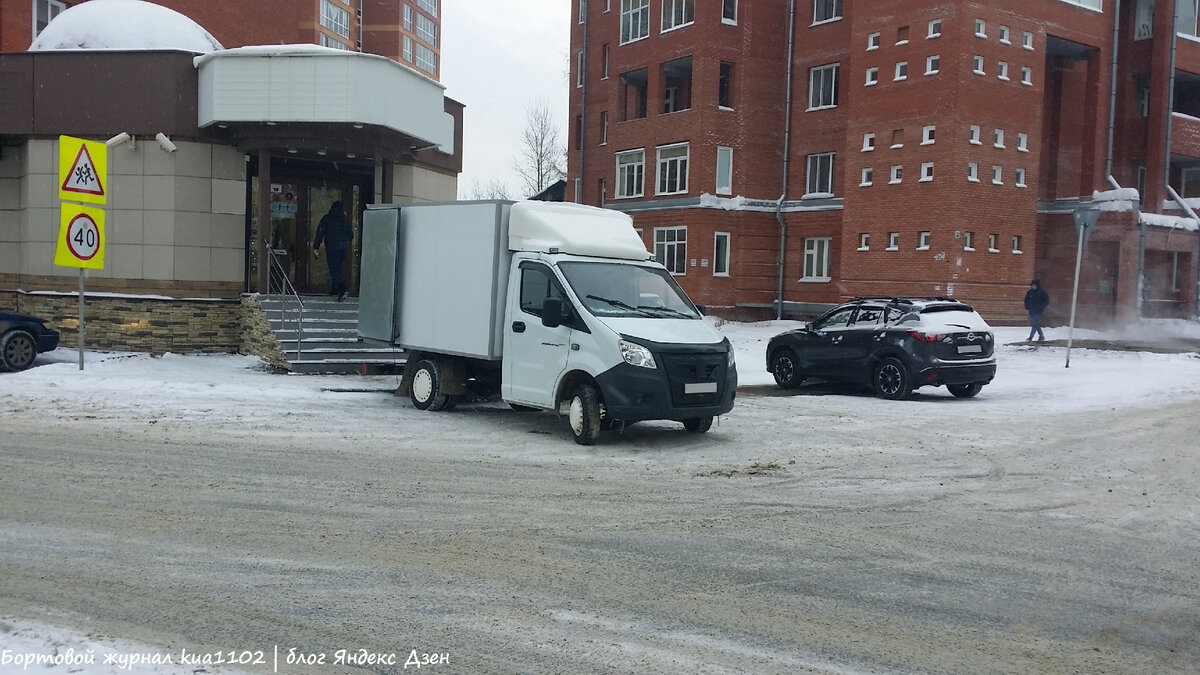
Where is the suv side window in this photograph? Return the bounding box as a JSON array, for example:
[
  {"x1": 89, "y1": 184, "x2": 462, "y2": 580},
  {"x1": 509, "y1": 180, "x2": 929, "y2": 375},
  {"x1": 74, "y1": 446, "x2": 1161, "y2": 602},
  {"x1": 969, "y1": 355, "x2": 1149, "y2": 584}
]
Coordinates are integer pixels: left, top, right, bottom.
[
  {"x1": 812, "y1": 306, "x2": 856, "y2": 331},
  {"x1": 851, "y1": 306, "x2": 885, "y2": 326}
]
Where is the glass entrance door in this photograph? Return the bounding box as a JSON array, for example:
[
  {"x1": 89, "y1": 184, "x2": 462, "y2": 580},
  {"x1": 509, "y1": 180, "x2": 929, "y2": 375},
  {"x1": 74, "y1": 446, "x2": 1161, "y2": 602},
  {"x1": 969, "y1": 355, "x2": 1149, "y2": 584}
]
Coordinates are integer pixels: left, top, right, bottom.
[{"x1": 305, "y1": 185, "x2": 360, "y2": 295}]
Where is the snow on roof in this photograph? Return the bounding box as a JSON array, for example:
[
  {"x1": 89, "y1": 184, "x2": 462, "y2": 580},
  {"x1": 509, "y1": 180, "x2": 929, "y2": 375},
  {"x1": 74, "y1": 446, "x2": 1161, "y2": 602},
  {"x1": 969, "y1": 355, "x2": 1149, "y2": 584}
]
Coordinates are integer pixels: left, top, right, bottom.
[{"x1": 28, "y1": 0, "x2": 223, "y2": 53}]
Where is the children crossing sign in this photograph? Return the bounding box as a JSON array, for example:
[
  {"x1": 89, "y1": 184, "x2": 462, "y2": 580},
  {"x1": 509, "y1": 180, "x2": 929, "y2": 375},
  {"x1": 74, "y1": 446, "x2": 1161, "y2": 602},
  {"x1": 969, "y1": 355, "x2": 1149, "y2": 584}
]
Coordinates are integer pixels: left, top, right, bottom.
[
  {"x1": 54, "y1": 203, "x2": 106, "y2": 270},
  {"x1": 58, "y1": 135, "x2": 107, "y2": 205}
]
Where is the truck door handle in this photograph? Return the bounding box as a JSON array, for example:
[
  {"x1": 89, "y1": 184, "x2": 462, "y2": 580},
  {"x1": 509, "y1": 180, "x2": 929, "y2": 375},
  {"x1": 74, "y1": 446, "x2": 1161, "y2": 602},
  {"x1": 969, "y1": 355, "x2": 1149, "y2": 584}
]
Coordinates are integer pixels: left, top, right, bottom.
[{"x1": 512, "y1": 321, "x2": 526, "y2": 333}]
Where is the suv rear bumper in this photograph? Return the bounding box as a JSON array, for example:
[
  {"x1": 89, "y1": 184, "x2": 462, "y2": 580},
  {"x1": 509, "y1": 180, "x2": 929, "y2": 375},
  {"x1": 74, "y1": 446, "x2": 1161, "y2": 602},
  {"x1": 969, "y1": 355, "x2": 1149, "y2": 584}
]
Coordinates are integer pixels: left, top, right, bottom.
[{"x1": 914, "y1": 361, "x2": 996, "y2": 388}]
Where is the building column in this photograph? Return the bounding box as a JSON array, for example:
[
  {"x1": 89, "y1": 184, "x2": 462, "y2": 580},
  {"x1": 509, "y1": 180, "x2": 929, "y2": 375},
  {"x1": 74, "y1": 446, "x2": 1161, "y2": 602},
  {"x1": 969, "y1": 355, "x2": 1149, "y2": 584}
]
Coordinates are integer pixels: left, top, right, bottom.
[
  {"x1": 1144, "y1": 0, "x2": 1177, "y2": 213},
  {"x1": 256, "y1": 150, "x2": 271, "y2": 293}
]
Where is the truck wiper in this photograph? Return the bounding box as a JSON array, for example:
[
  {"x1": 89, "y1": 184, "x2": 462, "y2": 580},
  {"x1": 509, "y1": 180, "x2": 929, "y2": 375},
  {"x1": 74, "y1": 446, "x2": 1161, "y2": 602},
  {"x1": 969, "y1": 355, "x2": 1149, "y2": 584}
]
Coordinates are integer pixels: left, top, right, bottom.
[
  {"x1": 586, "y1": 294, "x2": 657, "y2": 317},
  {"x1": 638, "y1": 305, "x2": 694, "y2": 319}
]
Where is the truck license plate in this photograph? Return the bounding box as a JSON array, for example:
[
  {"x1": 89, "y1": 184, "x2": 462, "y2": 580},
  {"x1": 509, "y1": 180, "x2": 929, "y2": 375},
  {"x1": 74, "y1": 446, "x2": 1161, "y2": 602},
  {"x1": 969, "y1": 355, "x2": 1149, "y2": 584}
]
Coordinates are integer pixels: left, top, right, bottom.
[
  {"x1": 684, "y1": 382, "x2": 718, "y2": 394},
  {"x1": 957, "y1": 344, "x2": 982, "y2": 354}
]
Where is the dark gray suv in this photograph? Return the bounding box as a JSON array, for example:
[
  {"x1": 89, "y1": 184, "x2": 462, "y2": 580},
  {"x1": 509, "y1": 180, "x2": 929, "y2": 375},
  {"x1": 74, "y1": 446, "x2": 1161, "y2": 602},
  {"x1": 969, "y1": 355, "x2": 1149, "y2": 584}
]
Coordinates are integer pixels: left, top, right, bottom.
[{"x1": 766, "y1": 297, "x2": 996, "y2": 399}]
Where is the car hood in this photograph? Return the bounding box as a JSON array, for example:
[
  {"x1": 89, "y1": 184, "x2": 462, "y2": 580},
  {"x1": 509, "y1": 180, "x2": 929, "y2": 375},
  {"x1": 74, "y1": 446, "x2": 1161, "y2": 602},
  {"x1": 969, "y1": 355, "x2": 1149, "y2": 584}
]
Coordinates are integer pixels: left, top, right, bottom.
[{"x1": 597, "y1": 317, "x2": 725, "y2": 347}]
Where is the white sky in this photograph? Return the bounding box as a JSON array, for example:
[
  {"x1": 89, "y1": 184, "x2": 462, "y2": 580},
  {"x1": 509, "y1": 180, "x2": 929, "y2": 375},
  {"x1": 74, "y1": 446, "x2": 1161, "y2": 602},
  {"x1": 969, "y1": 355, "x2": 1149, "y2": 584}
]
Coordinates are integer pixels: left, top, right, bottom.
[{"x1": 440, "y1": 1, "x2": 572, "y2": 198}]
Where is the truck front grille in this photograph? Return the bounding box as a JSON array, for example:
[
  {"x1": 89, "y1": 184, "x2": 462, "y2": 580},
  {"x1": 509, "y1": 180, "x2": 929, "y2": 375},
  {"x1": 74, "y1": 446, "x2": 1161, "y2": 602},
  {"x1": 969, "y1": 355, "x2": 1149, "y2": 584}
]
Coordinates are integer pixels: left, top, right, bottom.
[{"x1": 661, "y1": 353, "x2": 727, "y2": 407}]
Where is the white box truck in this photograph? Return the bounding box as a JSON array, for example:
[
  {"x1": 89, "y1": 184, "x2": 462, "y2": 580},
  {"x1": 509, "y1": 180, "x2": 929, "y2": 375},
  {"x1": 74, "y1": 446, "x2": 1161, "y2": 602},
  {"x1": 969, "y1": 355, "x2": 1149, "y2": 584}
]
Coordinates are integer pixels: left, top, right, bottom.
[{"x1": 357, "y1": 200, "x2": 737, "y2": 444}]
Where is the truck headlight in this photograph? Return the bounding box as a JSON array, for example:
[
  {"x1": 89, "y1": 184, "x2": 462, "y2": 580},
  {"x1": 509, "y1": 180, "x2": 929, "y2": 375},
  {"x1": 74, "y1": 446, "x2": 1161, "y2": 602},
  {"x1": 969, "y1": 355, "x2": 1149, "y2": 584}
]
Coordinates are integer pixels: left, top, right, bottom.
[
  {"x1": 723, "y1": 338, "x2": 735, "y2": 367},
  {"x1": 619, "y1": 339, "x2": 657, "y2": 369}
]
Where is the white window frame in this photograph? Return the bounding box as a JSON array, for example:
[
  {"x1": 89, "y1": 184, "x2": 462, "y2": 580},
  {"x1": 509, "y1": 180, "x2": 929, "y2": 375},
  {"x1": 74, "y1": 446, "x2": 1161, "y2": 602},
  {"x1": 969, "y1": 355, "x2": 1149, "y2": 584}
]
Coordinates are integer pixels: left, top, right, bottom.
[
  {"x1": 918, "y1": 231, "x2": 931, "y2": 250},
  {"x1": 975, "y1": 19, "x2": 987, "y2": 37},
  {"x1": 968, "y1": 162, "x2": 980, "y2": 182},
  {"x1": 921, "y1": 125, "x2": 936, "y2": 145},
  {"x1": 999, "y1": 26, "x2": 1011, "y2": 44},
  {"x1": 920, "y1": 162, "x2": 935, "y2": 182},
  {"x1": 1023, "y1": 31, "x2": 1035, "y2": 50},
  {"x1": 889, "y1": 165, "x2": 903, "y2": 184},
  {"x1": 994, "y1": 129, "x2": 1006, "y2": 148},
  {"x1": 600, "y1": 111, "x2": 609, "y2": 145},
  {"x1": 858, "y1": 233, "x2": 870, "y2": 250},
  {"x1": 860, "y1": 167, "x2": 874, "y2": 186},
  {"x1": 862, "y1": 133, "x2": 876, "y2": 151},
  {"x1": 867, "y1": 32, "x2": 880, "y2": 50},
  {"x1": 1013, "y1": 235, "x2": 1023, "y2": 253},
  {"x1": 806, "y1": 152, "x2": 835, "y2": 196},
  {"x1": 887, "y1": 232, "x2": 900, "y2": 250},
  {"x1": 1021, "y1": 67, "x2": 1033, "y2": 85},
  {"x1": 616, "y1": 148, "x2": 646, "y2": 198},
  {"x1": 927, "y1": 19, "x2": 942, "y2": 38},
  {"x1": 1017, "y1": 132, "x2": 1029, "y2": 152},
  {"x1": 620, "y1": 0, "x2": 650, "y2": 44},
  {"x1": 602, "y1": 44, "x2": 610, "y2": 79},
  {"x1": 417, "y1": 0, "x2": 438, "y2": 16},
  {"x1": 1015, "y1": 168, "x2": 1027, "y2": 187},
  {"x1": 963, "y1": 231, "x2": 976, "y2": 251},
  {"x1": 403, "y1": 4, "x2": 413, "y2": 31},
  {"x1": 802, "y1": 237, "x2": 832, "y2": 280},
  {"x1": 713, "y1": 232, "x2": 731, "y2": 276},
  {"x1": 580, "y1": 0, "x2": 588, "y2": 23},
  {"x1": 988, "y1": 233, "x2": 999, "y2": 253},
  {"x1": 716, "y1": 146, "x2": 733, "y2": 195},
  {"x1": 722, "y1": 0, "x2": 738, "y2": 25},
  {"x1": 577, "y1": 51, "x2": 585, "y2": 88},
  {"x1": 969, "y1": 125, "x2": 982, "y2": 145},
  {"x1": 655, "y1": 143, "x2": 690, "y2": 195},
  {"x1": 998, "y1": 61, "x2": 1010, "y2": 81},
  {"x1": 992, "y1": 166, "x2": 1003, "y2": 185},
  {"x1": 415, "y1": 44, "x2": 437, "y2": 75},
  {"x1": 813, "y1": 0, "x2": 843, "y2": 25},
  {"x1": 655, "y1": 226, "x2": 688, "y2": 275},
  {"x1": 661, "y1": 0, "x2": 695, "y2": 33},
  {"x1": 973, "y1": 56, "x2": 985, "y2": 75},
  {"x1": 416, "y1": 13, "x2": 437, "y2": 45},
  {"x1": 894, "y1": 61, "x2": 908, "y2": 81},
  {"x1": 866, "y1": 67, "x2": 879, "y2": 86},
  {"x1": 402, "y1": 35, "x2": 413, "y2": 62},
  {"x1": 1059, "y1": 0, "x2": 1102, "y2": 11},
  {"x1": 926, "y1": 55, "x2": 940, "y2": 75},
  {"x1": 808, "y1": 63, "x2": 839, "y2": 110},
  {"x1": 320, "y1": 0, "x2": 351, "y2": 38}
]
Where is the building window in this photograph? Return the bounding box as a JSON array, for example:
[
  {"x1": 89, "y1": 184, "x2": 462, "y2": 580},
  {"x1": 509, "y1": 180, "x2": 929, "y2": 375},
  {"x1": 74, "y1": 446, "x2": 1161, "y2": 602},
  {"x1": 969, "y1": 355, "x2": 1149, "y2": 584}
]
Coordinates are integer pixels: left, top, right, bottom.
[
  {"x1": 994, "y1": 129, "x2": 1005, "y2": 148},
  {"x1": 656, "y1": 143, "x2": 689, "y2": 195},
  {"x1": 999, "y1": 26, "x2": 1011, "y2": 43},
  {"x1": 809, "y1": 64, "x2": 839, "y2": 109},
  {"x1": 713, "y1": 232, "x2": 731, "y2": 276},
  {"x1": 416, "y1": 44, "x2": 437, "y2": 74},
  {"x1": 803, "y1": 237, "x2": 832, "y2": 280},
  {"x1": 896, "y1": 26, "x2": 910, "y2": 45},
  {"x1": 891, "y1": 129, "x2": 904, "y2": 148},
  {"x1": 403, "y1": 4, "x2": 413, "y2": 31},
  {"x1": 867, "y1": 32, "x2": 880, "y2": 50},
  {"x1": 320, "y1": 0, "x2": 350, "y2": 38},
  {"x1": 417, "y1": 13, "x2": 438, "y2": 45},
  {"x1": 1015, "y1": 168, "x2": 1027, "y2": 187},
  {"x1": 926, "y1": 55, "x2": 940, "y2": 75},
  {"x1": 600, "y1": 111, "x2": 608, "y2": 145},
  {"x1": 963, "y1": 231, "x2": 975, "y2": 251},
  {"x1": 969, "y1": 125, "x2": 982, "y2": 144},
  {"x1": 616, "y1": 149, "x2": 645, "y2": 198},
  {"x1": 918, "y1": 231, "x2": 931, "y2": 249},
  {"x1": 1173, "y1": 252, "x2": 1184, "y2": 291},
  {"x1": 661, "y1": 0, "x2": 694, "y2": 32},
  {"x1": 661, "y1": 56, "x2": 692, "y2": 113},
  {"x1": 973, "y1": 56, "x2": 985, "y2": 75},
  {"x1": 866, "y1": 67, "x2": 879, "y2": 86},
  {"x1": 1012, "y1": 235, "x2": 1023, "y2": 253},
  {"x1": 402, "y1": 35, "x2": 413, "y2": 62},
  {"x1": 922, "y1": 125, "x2": 936, "y2": 145},
  {"x1": 1017, "y1": 132, "x2": 1029, "y2": 151},
  {"x1": 577, "y1": 51, "x2": 585, "y2": 88},
  {"x1": 859, "y1": 233, "x2": 870, "y2": 250},
  {"x1": 862, "y1": 133, "x2": 876, "y2": 151},
  {"x1": 655, "y1": 227, "x2": 688, "y2": 274},
  {"x1": 417, "y1": 0, "x2": 437, "y2": 16},
  {"x1": 1060, "y1": 0, "x2": 1102, "y2": 10},
  {"x1": 968, "y1": 162, "x2": 980, "y2": 182},
  {"x1": 621, "y1": 0, "x2": 650, "y2": 44},
  {"x1": 33, "y1": 0, "x2": 65, "y2": 39},
  {"x1": 580, "y1": 0, "x2": 588, "y2": 23},
  {"x1": 997, "y1": 61, "x2": 1009, "y2": 80},
  {"x1": 806, "y1": 152, "x2": 835, "y2": 196},
  {"x1": 319, "y1": 33, "x2": 350, "y2": 50},
  {"x1": 927, "y1": 19, "x2": 942, "y2": 38},
  {"x1": 719, "y1": 62, "x2": 734, "y2": 108},
  {"x1": 887, "y1": 232, "x2": 900, "y2": 250},
  {"x1": 602, "y1": 44, "x2": 610, "y2": 78},
  {"x1": 860, "y1": 167, "x2": 874, "y2": 186},
  {"x1": 716, "y1": 146, "x2": 733, "y2": 195},
  {"x1": 894, "y1": 61, "x2": 908, "y2": 81},
  {"x1": 988, "y1": 233, "x2": 999, "y2": 252},
  {"x1": 920, "y1": 162, "x2": 934, "y2": 182},
  {"x1": 1138, "y1": 165, "x2": 1148, "y2": 200},
  {"x1": 722, "y1": 0, "x2": 738, "y2": 24},
  {"x1": 992, "y1": 166, "x2": 1003, "y2": 184},
  {"x1": 1135, "y1": 76, "x2": 1151, "y2": 118},
  {"x1": 1021, "y1": 67, "x2": 1033, "y2": 85},
  {"x1": 1023, "y1": 31, "x2": 1035, "y2": 49},
  {"x1": 890, "y1": 165, "x2": 902, "y2": 184},
  {"x1": 975, "y1": 19, "x2": 987, "y2": 37},
  {"x1": 813, "y1": 0, "x2": 843, "y2": 24}
]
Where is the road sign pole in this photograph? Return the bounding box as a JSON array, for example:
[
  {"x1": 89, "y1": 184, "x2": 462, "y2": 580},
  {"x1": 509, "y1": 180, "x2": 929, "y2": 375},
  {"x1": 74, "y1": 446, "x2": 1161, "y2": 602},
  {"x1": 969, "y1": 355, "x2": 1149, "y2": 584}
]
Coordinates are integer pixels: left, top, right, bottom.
[
  {"x1": 1066, "y1": 206, "x2": 1100, "y2": 369},
  {"x1": 78, "y1": 269, "x2": 85, "y2": 371}
]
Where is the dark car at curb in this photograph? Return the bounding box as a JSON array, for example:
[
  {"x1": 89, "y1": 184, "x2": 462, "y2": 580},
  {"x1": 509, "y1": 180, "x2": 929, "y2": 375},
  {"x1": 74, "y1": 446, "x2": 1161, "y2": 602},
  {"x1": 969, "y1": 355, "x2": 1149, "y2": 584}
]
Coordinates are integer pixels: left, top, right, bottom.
[
  {"x1": 766, "y1": 297, "x2": 997, "y2": 400},
  {"x1": 0, "y1": 311, "x2": 61, "y2": 372}
]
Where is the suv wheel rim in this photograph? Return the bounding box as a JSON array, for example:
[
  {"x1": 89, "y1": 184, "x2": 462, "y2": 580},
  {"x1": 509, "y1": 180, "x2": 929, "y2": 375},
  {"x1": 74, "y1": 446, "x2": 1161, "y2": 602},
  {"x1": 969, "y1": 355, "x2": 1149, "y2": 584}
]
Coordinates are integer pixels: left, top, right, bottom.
[
  {"x1": 878, "y1": 364, "x2": 902, "y2": 395},
  {"x1": 4, "y1": 334, "x2": 34, "y2": 369}
]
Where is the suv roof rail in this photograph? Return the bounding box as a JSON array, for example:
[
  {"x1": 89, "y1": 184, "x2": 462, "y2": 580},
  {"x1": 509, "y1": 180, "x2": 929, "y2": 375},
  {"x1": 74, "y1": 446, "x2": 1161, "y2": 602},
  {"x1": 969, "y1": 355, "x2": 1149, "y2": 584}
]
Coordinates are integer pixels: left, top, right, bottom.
[{"x1": 849, "y1": 296, "x2": 914, "y2": 304}]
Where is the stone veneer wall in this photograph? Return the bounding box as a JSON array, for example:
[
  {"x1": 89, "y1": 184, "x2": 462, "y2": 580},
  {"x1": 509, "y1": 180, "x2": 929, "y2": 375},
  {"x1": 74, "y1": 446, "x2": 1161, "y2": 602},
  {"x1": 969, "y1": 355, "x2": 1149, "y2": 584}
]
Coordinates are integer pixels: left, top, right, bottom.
[{"x1": 1, "y1": 291, "x2": 286, "y2": 367}]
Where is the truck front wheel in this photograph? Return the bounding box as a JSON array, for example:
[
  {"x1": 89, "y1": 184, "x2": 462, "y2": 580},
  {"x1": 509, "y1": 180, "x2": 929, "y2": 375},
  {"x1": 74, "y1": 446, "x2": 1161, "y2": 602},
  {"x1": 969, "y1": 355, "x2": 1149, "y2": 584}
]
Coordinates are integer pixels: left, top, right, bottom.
[
  {"x1": 682, "y1": 416, "x2": 713, "y2": 433},
  {"x1": 567, "y1": 383, "x2": 602, "y2": 445},
  {"x1": 410, "y1": 359, "x2": 451, "y2": 411}
]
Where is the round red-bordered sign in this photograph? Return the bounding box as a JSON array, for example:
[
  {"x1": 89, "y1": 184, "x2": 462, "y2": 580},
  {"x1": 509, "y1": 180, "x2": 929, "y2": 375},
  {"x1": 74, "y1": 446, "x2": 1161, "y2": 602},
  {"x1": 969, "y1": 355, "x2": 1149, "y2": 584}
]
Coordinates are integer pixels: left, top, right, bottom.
[{"x1": 65, "y1": 212, "x2": 100, "y2": 261}]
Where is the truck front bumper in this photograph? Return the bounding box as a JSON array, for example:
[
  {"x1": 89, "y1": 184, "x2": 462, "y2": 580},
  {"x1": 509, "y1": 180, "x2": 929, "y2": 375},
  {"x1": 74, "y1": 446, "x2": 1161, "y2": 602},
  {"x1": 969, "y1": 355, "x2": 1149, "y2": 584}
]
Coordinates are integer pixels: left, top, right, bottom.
[{"x1": 595, "y1": 353, "x2": 737, "y2": 423}]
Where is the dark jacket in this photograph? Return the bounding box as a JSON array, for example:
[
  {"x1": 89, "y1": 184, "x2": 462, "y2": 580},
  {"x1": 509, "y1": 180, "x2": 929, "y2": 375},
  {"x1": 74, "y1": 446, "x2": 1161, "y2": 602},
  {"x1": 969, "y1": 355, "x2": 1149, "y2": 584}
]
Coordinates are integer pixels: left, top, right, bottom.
[
  {"x1": 314, "y1": 204, "x2": 353, "y2": 252},
  {"x1": 1024, "y1": 280, "x2": 1049, "y2": 313}
]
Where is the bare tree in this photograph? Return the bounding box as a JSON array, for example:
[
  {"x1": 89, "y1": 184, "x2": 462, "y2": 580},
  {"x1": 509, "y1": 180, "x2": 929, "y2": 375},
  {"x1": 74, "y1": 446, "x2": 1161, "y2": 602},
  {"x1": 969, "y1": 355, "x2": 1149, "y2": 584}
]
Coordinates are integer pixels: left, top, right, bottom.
[
  {"x1": 468, "y1": 178, "x2": 512, "y2": 200},
  {"x1": 514, "y1": 101, "x2": 566, "y2": 198}
]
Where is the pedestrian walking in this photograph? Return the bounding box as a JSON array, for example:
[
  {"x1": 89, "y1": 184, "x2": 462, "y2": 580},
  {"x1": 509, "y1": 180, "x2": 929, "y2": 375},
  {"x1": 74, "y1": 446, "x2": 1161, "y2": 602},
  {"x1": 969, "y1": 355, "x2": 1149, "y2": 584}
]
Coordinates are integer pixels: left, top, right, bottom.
[
  {"x1": 1024, "y1": 279, "x2": 1050, "y2": 342},
  {"x1": 313, "y1": 201, "x2": 354, "y2": 301}
]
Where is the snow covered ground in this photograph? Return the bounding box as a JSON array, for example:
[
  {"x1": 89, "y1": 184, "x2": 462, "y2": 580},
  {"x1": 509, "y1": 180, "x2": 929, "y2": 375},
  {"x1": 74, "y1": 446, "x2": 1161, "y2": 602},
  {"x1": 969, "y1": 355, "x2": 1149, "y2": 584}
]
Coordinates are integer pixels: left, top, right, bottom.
[{"x1": 2, "y1": 317, "x2": 1199, "y2": 673}]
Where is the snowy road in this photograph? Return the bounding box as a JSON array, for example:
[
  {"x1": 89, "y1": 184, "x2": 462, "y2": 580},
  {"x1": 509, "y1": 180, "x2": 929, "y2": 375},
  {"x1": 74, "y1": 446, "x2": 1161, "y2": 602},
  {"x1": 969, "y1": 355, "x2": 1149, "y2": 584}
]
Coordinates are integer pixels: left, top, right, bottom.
[{"x1": 1, "y1": 323, "x2": 1200, "y2": 673}]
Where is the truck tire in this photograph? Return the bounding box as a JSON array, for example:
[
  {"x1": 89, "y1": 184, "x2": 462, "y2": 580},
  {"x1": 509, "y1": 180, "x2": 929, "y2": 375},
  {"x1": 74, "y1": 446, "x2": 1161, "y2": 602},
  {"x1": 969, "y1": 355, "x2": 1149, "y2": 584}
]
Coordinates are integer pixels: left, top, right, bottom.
[
  {"x1": 567, "y1": 383, "x2": 602, "y2": 445},
  {"x1": 682, "y1": 416, "x2": 713, "y2": 433},
  {"x1": 409, "y1": 359, "x2": 451, "y2": 411}
]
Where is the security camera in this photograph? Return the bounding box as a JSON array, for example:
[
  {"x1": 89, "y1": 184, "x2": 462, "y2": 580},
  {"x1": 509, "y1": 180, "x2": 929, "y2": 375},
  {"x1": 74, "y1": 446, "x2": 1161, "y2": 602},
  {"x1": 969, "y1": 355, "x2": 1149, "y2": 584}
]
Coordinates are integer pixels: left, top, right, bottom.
[
  {"x1": 155, "y1": 132, "x2": 177, "y2": 153},
  {"x1": 106, "y1": 132, "x2": 135, "y2": 149}
]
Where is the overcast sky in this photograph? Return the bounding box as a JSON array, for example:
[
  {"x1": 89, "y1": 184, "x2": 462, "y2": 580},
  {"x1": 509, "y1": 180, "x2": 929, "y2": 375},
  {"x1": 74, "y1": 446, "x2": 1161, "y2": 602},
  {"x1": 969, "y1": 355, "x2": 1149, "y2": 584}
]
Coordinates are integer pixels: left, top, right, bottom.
[{"x1": 440, "y1": 1, "x2": 571, "y2": 199}]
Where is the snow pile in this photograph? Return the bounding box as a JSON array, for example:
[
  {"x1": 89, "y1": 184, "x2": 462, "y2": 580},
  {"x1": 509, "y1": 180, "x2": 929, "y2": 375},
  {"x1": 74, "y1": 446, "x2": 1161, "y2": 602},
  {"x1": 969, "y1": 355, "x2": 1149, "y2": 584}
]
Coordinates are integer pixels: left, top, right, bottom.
[{"x1": 28, "y1": 0, "x2": 222, "y2": 53}]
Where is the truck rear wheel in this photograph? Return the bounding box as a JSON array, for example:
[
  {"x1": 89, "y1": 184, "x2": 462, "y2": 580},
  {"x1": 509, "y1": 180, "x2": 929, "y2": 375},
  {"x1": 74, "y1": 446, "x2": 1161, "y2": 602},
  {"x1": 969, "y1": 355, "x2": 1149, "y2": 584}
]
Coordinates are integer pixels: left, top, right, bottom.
[
  {"x1": 409, "y1": 359, "x2": 451, "y2": 411},
  {"x1": 567, "y1": 383, "x2": 602, "y2": 445}
]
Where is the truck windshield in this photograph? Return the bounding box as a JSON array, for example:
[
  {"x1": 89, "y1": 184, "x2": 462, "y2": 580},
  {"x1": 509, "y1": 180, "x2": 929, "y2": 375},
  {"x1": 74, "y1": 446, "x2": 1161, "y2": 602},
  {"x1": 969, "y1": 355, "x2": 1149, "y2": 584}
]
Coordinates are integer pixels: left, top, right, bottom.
[{"x1": 557, "y1": 261, "x2": 701, "y2": 319}]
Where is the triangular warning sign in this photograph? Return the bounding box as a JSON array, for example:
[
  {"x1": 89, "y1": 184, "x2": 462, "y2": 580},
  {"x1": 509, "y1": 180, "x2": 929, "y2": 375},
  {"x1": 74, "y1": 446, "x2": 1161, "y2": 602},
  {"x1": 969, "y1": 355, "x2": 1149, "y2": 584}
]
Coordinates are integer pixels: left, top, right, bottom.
[{"x1": 61, "y1": 144, "x2": 105, "y2": 197}]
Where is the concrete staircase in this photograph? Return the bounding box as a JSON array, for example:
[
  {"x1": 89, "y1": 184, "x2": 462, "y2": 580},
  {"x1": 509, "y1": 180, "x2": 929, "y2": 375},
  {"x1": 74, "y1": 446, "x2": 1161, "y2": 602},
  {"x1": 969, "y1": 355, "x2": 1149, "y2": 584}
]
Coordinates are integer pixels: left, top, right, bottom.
[{"x1": 258, "y1": 294, "x2": 405, "y2": 374}]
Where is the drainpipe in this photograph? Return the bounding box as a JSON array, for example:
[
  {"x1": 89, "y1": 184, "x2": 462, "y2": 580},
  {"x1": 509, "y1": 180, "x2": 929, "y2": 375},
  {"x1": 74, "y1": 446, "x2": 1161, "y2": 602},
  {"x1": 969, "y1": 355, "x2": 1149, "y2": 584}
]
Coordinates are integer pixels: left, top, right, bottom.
[
  {"x1": 1104, "y1": 0, "x2": 1121, "y2": 180},
  {"x1": 577, "y1": 11, "x2": 588, "y2": 203},
  {"x1": 1149, "y1": 0, "x2": 1182, "y2": 315},
  {"x1": 775, "y1": 0, "x2": 797, "y2": 320}
]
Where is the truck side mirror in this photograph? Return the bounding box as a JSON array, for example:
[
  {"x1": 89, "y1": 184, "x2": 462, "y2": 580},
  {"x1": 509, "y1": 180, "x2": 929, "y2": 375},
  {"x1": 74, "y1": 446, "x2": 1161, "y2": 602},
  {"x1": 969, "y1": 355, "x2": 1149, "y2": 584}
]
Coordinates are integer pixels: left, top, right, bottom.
[{"x1": 541, "y1": 297, "x2": 565, "y2": 328}]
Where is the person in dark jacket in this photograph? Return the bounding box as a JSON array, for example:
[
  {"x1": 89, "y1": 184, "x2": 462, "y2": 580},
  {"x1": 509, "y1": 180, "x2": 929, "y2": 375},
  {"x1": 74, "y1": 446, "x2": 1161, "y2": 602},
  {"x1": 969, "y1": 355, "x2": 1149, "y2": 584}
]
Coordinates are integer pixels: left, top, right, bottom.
[
  {"x1": 1024, "y1": 279, "x2": 1050, "y2": 342},
  {"x1": 313, "y1": 201, "x2": 354, "y2": 301}
]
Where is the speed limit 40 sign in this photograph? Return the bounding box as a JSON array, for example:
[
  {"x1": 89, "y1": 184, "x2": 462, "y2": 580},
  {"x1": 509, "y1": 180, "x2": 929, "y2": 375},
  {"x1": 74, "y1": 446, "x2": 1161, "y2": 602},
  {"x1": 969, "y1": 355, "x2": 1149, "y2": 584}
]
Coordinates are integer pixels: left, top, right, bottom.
[{"x1": 54, "y1": 203, "x2": 106, "y2": 270}]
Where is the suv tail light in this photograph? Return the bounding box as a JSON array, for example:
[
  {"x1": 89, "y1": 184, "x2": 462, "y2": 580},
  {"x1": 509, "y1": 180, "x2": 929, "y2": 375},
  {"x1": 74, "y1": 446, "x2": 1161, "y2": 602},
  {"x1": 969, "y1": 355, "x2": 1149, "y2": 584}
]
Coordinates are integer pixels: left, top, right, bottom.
[{"x1": 907, "y1": 331, "x2": 946, "y2": 343}]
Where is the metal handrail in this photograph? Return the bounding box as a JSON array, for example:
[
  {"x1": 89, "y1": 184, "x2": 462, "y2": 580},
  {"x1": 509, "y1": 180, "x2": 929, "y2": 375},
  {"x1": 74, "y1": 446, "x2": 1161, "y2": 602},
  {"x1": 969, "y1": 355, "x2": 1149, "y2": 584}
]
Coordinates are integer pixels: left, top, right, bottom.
[{"x1": 264, "y1": 240, "x2": 304, "y2": 359}]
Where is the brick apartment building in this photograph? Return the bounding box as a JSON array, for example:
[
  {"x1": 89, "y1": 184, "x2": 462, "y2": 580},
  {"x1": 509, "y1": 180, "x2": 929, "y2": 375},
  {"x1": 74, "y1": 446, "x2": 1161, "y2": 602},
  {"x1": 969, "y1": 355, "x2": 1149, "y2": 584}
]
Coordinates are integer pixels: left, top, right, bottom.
[
  {"x1": 568, "y1": 0, "x2": 1200, "y2": 326},
  {"x1": 1, "y1": 0, "x2": 461, "y2": 354}
]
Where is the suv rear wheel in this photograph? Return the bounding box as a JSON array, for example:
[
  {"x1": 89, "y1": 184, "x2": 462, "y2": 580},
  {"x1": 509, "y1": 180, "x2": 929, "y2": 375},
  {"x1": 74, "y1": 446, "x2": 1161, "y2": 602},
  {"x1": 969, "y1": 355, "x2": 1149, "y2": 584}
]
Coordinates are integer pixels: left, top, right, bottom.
[{"x1": 873, "y1": 357, "x2": 911, "y2": 400}]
